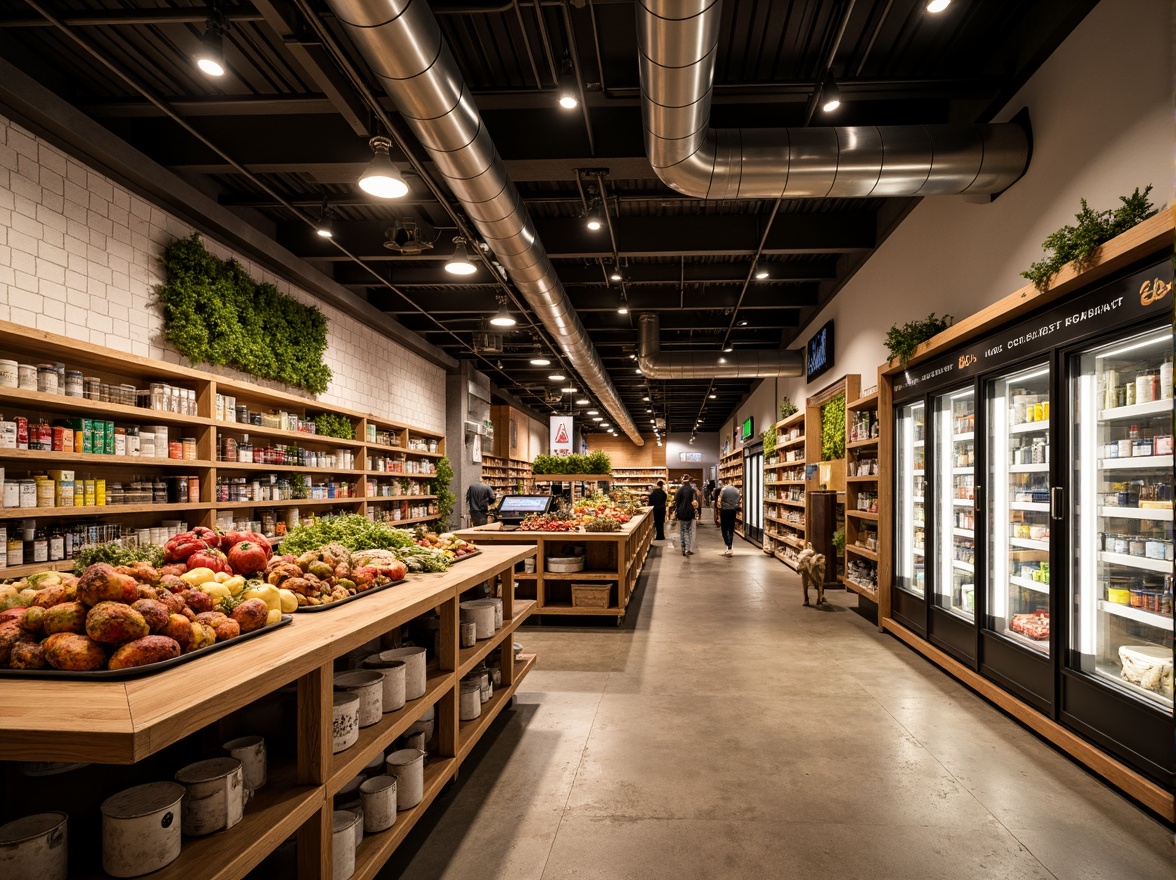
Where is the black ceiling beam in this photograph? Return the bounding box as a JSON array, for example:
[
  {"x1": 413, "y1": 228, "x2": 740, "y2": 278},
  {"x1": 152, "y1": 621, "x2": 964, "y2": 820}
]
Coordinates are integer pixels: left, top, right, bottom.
[
  {"x1": 0, "y1": 11, "x2": 266, "y2": 27},
  {"x1": 287, "y1": 215, "x2": 874, "y2": 261}
]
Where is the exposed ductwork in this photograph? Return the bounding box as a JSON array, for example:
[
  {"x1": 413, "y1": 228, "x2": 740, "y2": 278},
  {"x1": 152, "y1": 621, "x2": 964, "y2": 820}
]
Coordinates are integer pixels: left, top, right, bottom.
[
  {"x1": 637, "y1": 0, "x2": 1030, "y2": 200},
  {"x1": 324, "y1": 0, "x2": 643, "y2": 445},
  {"x1": 637, "y1": 313, "x2": 803, "y2": 380}
]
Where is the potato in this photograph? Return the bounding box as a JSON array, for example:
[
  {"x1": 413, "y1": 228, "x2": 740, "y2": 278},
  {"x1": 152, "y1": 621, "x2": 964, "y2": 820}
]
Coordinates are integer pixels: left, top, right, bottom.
[
  {"x1": 107, "y1": 635, "x2": 181, "y2": 670},
  {"x1": 154, "y1": 590, "x2": 186, "y2": 616},
  {"x1": 43, "y1": 632, "x2": 107, "y2": 671},
  {"x1": 10, "y1": 640, "x2": 47, "y2": 670},
  {"x1": 158, "y1": 574, "x2": 186, "y2": 594},
  {"x1": 266, "y1": 608, "x2": 283, "y2": 626},
  {"x1": 212, "y1": 618, "x2": 240, "y2": 641},
  {"x1": 86, "y1": 602, "x2": 150, "y2": 645},
  {"x1": 21, "y1": 606, "x2": 46, "y2": 635},
  {"x1": 230, "y1": 599, "x2": 269, "y2": 634},
  {"x1": 182, "y1": 589, "x2": 214, "y2": 614},
  {"x1": 162, "y1": 614, "x2": 194, "y2": 652},
  {"x1": 135, "y1": 585, "x2": 160, "y2": 602},
  {"x1": 0, "y1": 622, "x2": 35, "y2": 665},
  {"x1": 188, "y1": 622, "x2": 216, "y2": 652},
  {"x1": 77, "y1": 563, "x2": 139, "y2": 606},
  {"x1": 194, "y1": 611, "x2": 227, "y2": 627},
  {"x1": 32, "y1": 585, "x2": 67, "y2": 608},
  {"x1": 42, "y1": 601, "x2": 88, "y2": 636},
  {"x1": 132, "y1": 599, "x2": 171, "y2": 634},
  {"x1": 0, "y1": 607, "x2": 28, "y2": 626}
]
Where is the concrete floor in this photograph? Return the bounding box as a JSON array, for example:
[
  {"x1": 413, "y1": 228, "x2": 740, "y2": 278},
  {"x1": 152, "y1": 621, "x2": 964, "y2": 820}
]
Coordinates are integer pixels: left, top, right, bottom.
[{"x1": 380, "y1": 522, "x2": 1174, "y2": 879}]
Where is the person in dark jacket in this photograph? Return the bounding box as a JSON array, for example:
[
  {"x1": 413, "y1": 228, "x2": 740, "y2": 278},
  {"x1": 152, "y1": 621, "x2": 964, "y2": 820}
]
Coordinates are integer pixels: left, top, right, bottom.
[
  {"x1": 718, "y1": 480, "x2": 741, "y2": 555},
  {"x1": 674, "y1": 477, "x2": 699, "y2": 556},
  {"x1": 647, "y1": 480, "x2": 667, "y2": 540},
  {"x1": 466, "y1": 480, "x2": 496, "y2": 527}
]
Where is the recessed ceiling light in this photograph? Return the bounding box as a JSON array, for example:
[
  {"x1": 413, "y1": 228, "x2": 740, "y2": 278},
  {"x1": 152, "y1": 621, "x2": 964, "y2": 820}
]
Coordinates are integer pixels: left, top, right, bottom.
[
  {"x1": 548, "y1": 374, "x2": 566, "y2": 381},
  {"x1": 650, "y1": 419, "x2": 656, "y2": 424},
  {"x1": 926, "y1": 0, "x2": 950, "y2": 12}
]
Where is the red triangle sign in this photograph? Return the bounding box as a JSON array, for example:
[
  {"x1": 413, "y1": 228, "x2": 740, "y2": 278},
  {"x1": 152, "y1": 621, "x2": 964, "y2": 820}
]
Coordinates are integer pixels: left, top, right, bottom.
[{"x1": 554, "y1": 423, "x2": 569, "y2": 444}]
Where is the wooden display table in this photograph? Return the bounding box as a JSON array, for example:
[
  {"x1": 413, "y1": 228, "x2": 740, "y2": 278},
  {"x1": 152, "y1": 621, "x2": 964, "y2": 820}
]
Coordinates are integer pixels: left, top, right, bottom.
[
  {"x1": 456, "y1": 509, "x2": 653, "y2": 623},
  {"x1": 0, "y1": 544, "x2": 536, "y2": 880}
]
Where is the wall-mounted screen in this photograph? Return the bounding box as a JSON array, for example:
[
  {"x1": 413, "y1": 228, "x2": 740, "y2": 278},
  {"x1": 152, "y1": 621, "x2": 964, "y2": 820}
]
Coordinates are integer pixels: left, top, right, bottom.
[
  {"x1": 740, "y1": 417, "x2": 754, "y2": 441},
  {"x1": 806, "y1": 320, "x2": 835, "y2": 382}
]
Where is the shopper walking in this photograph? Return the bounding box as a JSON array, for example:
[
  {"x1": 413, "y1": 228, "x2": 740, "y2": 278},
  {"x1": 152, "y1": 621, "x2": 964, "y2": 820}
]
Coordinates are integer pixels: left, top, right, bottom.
[
  {"x1": 465, "y1": 479, "x2": 496, "y2": 527},
  {"x1": 647, "y1": 480, "x2": 668, "y2": 541},
  {"x1": 718, "y1": 479, "x2": 741, "y2": 556},
  {"x1": 674, "y1": 477, "x2": 699, "y2": 556}
]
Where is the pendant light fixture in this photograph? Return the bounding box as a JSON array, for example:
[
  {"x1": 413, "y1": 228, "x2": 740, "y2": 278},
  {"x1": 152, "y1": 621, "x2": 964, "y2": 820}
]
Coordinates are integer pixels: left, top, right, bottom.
[
  {"x1": 488, "y1": 295, "x2": 516, "y2": 327},
  {"x1": 557, "y1": 52, "x2": 579, "y2": 109},
  {"x1": 314, "y1": 195, "x2": 333, "y2": 239},
  {"x1": 358, "y1": 136, "x2": 408, "y2": 199},
  {"x1": 195, "y1": 6, "x2": 227, "y2": 77},
  {"x1": 584, "y1": 201, "x2": 604, "y2": 232},
  {"x1": 926, "y1": 0, "x2": 951, "y2": 12},
  {"x1": 821, "y1": 76, "x2": 842, "y2": 113},
  {"x1": 529, "y1": 343, "x2": 551, "y2": 366},
  {"x1": 444, "y1": 236, "x2": 477, "y2": 275},
  {"x1": 609, "y1": 265, "x2": 623, "y2": 282},
  {"x1": 617, "y1": 293, "x2": 629, "y2": 315}
]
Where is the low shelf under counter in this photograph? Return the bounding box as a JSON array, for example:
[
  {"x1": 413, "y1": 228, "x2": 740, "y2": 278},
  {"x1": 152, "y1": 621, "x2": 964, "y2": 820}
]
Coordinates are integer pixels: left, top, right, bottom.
[{"x1": 454, "y1": 508, "x2": 654, "y2": 623}]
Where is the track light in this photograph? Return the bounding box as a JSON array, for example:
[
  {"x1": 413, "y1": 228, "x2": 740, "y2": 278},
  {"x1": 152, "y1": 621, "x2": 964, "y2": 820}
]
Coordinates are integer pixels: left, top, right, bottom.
[
  {"x1": 489, "y1": 297, "x2": 516, "y2": 327},
  {"x1": 195, "y1": 12, "x2": 226, "y2": 77},
  {"x1": 926, "y1": 0, "x2": 950, "y2": 11},
  {"x1": 585, "y1": 202, "x2": 604, "y2": 232},
  {"x1": 359, "y1": 136, "x2": 408, "y2": 199},
  {"x1": 444, "y1": 237, "x2": 477, "y2": 275},
  {"x1": 314, "y1": 196, "x2": 333, "y2": 239},
  {"x1": 821, "y1": 76, "x2": 842, "y2": 113},
  {"x1": 558, "y1": 53, "x2": 578, "y2": 109}
]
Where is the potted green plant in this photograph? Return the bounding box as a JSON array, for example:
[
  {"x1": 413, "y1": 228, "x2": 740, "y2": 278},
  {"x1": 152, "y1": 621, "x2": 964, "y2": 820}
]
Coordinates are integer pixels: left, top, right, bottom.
[
  {"x1": 884, "y1": 313, "x2": 954, "y2": 367},
  {"x1": 832, "y1": 528, "x2": 846, "y2": 555},
  {"x1": 779, "y1": 397, "x2": 798, "y2": 420},
  {"x1": 762, "y1": 424, "x2": 777, "y2": 456}
]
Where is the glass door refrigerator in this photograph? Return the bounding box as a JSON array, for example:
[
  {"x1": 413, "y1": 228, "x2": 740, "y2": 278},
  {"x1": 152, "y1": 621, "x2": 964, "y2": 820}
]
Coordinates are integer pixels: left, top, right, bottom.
[
  {"x1": 1064, "y1": 324, "x2": 1173, "y2": 781},
  {"x1": 892, "y1": 400, "x2": 926, "y2": 634},
  {"x1": 982, "y1": 361, "x2": 1054, "y2": 712},
  {"x1": 929, "y1": 385, "x2": 977, "y2": 661}
]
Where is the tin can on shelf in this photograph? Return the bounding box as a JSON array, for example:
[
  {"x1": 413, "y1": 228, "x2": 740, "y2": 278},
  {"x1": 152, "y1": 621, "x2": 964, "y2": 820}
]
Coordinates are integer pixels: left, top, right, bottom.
[
  {"x1": 0, "y1": 360, "x2": 17, "y2": 387},
  {"x1": 17, "y1": 364, "x2": 36, "y2": 390}
]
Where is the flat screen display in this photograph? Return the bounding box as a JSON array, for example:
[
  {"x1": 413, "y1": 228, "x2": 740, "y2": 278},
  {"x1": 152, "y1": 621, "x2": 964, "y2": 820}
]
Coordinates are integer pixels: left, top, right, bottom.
[
  {"x1": 741, "y1": 417, "x2": 754, "y2": 441},
  {"x1": 806, "y1": 320, "x2": 834, "y2": 382},
  {"x1": 497, "y1": 495, "x2": 554, "y2": 516}
]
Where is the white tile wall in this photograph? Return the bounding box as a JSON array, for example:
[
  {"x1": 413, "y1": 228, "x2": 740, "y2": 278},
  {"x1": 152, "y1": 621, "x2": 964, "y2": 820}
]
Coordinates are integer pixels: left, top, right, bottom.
[{"x1": 0, "y1": 114, "x2": 446, "y2": 433}]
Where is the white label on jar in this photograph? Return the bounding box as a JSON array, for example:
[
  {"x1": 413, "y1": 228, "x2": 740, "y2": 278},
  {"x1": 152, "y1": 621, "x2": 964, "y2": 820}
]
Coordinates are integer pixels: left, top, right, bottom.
[
  {"x1": 7, "y1": 542, "x2": 22, "y2": 566},
  {"x1": 1145, "y1": 540, "x2": 1165, "y2": 559},
  {"x1": 0, "y1": 421, "x2": 14, "y2": 449},
  {"x1": 19, "y1": 481, "x2": 37, "y2": 507}
]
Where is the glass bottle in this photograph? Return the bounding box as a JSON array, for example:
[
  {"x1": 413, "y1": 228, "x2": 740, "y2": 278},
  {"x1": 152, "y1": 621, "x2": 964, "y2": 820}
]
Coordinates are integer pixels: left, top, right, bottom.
[{"x1": 238, "y1": 434, "x2": 253, "y2": 464}]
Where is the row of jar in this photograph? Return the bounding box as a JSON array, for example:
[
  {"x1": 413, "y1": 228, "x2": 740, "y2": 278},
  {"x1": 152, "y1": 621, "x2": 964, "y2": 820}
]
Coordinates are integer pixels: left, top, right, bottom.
[
  {"x1": 0, "y1": 415, "x2": 189, "y2": 459},
  {"x1": 219, "y1": 435, "x2": 356, "y2": 468},
  {"x1": 1, "y1": 521, "x2": 187, "y2": 570},
  {"x1": 369, "y1": 455, "x2": 437, "y2": 474},
  {"x1": 2, "y1": 470, "x2": 200, "y2": 509}
]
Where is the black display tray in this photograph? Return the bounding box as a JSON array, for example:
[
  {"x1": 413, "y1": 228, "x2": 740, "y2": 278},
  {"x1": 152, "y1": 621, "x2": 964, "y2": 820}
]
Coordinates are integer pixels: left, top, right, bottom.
[
  {"x1": 448, "y1": 549, "x2": 482, "y2": 564},
  {"x1": 294, "y1": 578, "x2": 407, "y2": 612},
  {"x1": 0, "y1": 615, "x2": 294, "y2": 681}
]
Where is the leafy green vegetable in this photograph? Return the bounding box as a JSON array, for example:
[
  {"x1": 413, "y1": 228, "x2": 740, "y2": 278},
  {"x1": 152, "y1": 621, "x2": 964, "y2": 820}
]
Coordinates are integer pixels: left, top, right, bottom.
[
  {"x1": 280, "y1": 514, "x2": 415, "y2": 554},
  {"x1": 312, "y1": 413, "x2": 355, "y2": 440},
  {"x1": 157, "y1": 233, "x2": 332, "y2": 394},
  {"x1": 1022, "y1": 186, "x2": 1156, "y2": 290},
  {"x1": 72, "y1": 541, "x2": 165, "y2": 575}
]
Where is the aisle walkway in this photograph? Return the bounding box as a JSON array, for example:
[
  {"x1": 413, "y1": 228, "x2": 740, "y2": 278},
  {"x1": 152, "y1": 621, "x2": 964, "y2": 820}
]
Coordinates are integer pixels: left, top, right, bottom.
[{"x1": 381, "y1": 522, "x2": 1172, "y2": 879}]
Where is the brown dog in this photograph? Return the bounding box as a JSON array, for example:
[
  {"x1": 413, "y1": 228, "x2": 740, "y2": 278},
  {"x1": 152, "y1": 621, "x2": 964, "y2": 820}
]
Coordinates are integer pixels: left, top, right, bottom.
[{"x1": 796, "y1": 543, "x2": 826, "y2": 606}]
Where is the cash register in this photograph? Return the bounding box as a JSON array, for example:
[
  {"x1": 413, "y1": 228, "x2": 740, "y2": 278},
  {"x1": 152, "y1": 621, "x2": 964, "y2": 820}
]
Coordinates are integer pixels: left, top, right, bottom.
[{"x1": 495, "y1": 495, "x2": 554, "y2": 530}]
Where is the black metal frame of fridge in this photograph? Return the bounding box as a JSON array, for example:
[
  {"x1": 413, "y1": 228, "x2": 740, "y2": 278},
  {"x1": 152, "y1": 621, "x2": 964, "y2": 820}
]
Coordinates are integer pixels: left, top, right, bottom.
[{"x1": 888, "y1": 252, "x2": 1173, "y2": 788}]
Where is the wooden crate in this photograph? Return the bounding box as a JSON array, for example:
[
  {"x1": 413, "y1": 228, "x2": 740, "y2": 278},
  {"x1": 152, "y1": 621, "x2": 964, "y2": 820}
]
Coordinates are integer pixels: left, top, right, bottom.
[{"x1": 571, "y1": 583, "x2": 612, "y2": 608}]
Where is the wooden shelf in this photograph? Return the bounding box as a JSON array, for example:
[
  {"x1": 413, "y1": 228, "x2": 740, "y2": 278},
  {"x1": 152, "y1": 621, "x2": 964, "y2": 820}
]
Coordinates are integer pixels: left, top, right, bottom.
[
  {"x1": 847, "y1": 545, "x2": 879, "y2": 561},
  {"x1": 846, "y1": 510, "x2": 880, "y2": 520},
  {"x1": 535, "y1": 604, "x2": 623, "y2": 616},
  {"x1": 0, "y1": 501, "x2": 213, "y2": 521},
  {"x1": 841, "y1": 576, "x2": 879, "y2": 599},
  {"x1": 0, "y1": 449, "x2": 215, "y2": 468},
  {"x1": 214, "y1": 498, "x2": 363, "y2": 510},
  {"x1": 0, "y1": 385, "x2": 216, "y2": 427},
  {"x1": 457, "y1": 601, "x2": 535, "y2": 677},
  {"x1": 847, "y1": 437, "x2": 879, "y2": 449},
  {"x1": 214, "y1": 421, "x2": 366, "y2": 448},
  {"x1": 456, "y1": 653, "x2": 537, "y2": 762},
  {"x1": 214, "y1": 461, "x2": 360, "y2": 474},
  {"x1": 0, "y1": 559, "x2": 76, "y2": 578},
  {"x1": 540, "y1": 571, "x2": 619, "y2": 581}
]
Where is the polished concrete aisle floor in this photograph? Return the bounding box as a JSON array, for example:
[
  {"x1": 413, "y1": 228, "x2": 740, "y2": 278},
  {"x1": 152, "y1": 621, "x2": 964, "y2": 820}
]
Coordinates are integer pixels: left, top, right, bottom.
[{"x1": 380, "y1": 522, "x2": 1173, "y2": 879}]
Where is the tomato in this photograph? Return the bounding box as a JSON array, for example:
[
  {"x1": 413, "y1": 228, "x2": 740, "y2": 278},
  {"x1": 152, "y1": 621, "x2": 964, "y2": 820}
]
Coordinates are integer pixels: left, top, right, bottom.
[
  {"x1": 188, "y1": 547, "x2": 232, "y2": 574},
  {"x1": 227, "y1": 542, "x2": 269, "y2": 576}
]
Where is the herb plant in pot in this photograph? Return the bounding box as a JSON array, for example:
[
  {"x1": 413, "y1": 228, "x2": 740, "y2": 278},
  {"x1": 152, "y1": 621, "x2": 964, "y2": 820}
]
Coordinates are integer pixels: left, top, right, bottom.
[{"x1": 884, "y1": 313, "x2": 953, "y2": 367}]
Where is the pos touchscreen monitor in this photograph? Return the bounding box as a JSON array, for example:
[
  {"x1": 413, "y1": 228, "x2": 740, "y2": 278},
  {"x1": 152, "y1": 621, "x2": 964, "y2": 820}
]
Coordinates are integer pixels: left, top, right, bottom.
[{"x1": 496, "y1": 495, "x2": 554, "y2": 526}]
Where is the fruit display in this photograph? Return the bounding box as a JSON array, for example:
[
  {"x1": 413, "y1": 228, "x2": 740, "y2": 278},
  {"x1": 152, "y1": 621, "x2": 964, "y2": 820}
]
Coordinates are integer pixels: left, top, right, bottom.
[
  {"x1": 264, "y1": 544, "x2": 407, "y2": 608},
  {"x1": 572, "y1": 494, "x2": 636, "y2": 525},
  {"x1": 0, "y1": 563, "x2": 284, "y2": 673},
  {"x1": 519, "y1": 513, "x2": 580, "y2": 532},
  {"x1": 163, "y1": 526, "x2": 274, "y2": 576},
  {"x1": 582, "y1": 516, "x2": 622, "y2": 533},
  {"x1": 413, "y1": 528, "x2": 478, "y2": 561}
]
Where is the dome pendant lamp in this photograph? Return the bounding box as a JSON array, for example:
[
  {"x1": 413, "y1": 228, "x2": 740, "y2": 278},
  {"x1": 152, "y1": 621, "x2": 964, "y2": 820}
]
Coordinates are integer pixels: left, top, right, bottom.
[{"x1": 359, "y1": 136, "x2": 408, "y2": 199}]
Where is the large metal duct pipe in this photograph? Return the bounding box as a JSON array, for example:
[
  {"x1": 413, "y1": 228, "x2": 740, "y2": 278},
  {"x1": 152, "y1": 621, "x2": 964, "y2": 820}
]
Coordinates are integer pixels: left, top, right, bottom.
[
  {"x1": 637, "y1": 0, "x2": 1030, "y2": 199},
  {"x1": 325, "y1": 0, "x2": 643, "y2": 445},
  {"x1": 637, "y1": 313, "x2": 803, "y2": 380}
]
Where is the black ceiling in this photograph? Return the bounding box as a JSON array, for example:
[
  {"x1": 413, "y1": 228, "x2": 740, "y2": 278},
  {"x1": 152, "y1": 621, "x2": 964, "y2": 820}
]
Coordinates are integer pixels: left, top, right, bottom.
[{"x1": 0, "y1": 0, "x2": 1097, "y2": 435}]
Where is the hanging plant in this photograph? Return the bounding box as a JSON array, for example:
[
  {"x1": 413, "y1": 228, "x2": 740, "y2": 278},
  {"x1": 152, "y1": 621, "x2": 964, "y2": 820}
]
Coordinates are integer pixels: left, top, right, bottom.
[
  {"x1": 884, "y1": 313, "x2": 954, "y2": 367},
  {"x1": 432, "y1": 456, "x2": 456, "y2": 526},
  {"x1": 157, "y1": 234, "x2": 332, "y2": 394},
  {"x1": 821, "y1": 394, "x2": 846, "y2": 461},
  {"x1": 762, "y1": 424, "x2": 777, "y2": 456},
  {"x1": 779, "y1": 397, "x2": 798, "y2": 420},
  {"x1": 1021, "y1": 186, "x2": 1156, "y2": 290}
]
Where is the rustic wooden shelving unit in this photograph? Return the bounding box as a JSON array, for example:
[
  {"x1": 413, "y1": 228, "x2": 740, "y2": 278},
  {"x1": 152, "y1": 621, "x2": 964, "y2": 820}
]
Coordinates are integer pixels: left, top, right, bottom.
[
  {"x1": 764, "y1": 408, "x2": 807, "y2": 568},
  {"x1": 843, "y1": 386, "x2": 881, "y2": 600},
  {"x1": 0, "y1": 544, "x2": 537, "y2": 879},
  {"x1": 0, "y1": 320, "x2": 444, "y2": 578}
]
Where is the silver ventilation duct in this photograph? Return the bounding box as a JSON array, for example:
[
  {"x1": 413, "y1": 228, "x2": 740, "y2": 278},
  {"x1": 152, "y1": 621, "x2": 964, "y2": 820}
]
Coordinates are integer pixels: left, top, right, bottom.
[
  {"x1": 637, "y1": 0, "x2": 1030, "y2": 199},
  {"x1": 325, "y1": 0, "x2": 643, "y2": 445},
  {"x1": 637, "y1": 313, "x2": 803, "y2": 380}
]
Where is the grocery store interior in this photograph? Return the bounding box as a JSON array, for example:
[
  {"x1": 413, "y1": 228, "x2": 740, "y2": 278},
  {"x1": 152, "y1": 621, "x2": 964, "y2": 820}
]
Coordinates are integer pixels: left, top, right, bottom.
[{"x1": 0, "y1": 0, "x2": 1171, "y2": 878}]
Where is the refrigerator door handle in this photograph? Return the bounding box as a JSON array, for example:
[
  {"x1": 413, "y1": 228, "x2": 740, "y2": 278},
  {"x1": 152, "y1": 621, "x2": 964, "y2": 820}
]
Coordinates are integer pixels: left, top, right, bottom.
[{"x1": 1051, "y1": 486, "x2": 1064, "y2": 521}]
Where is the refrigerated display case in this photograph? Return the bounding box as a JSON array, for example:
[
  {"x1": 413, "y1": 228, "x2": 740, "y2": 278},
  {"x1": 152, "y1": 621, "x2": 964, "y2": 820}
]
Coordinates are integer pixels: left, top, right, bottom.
[
  {"x1": 934, "y1": 388, "x2": 976, "y2": 621},
  {"x1": 1069, "y1": 325, "x2": 1173, "y2": 712},
  {"x1": 987, "y1": 363, "x2": 1052, "y2": 654},
  {"x1": 894, "y1": 401, "x2": 926, "y2": 600}
]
